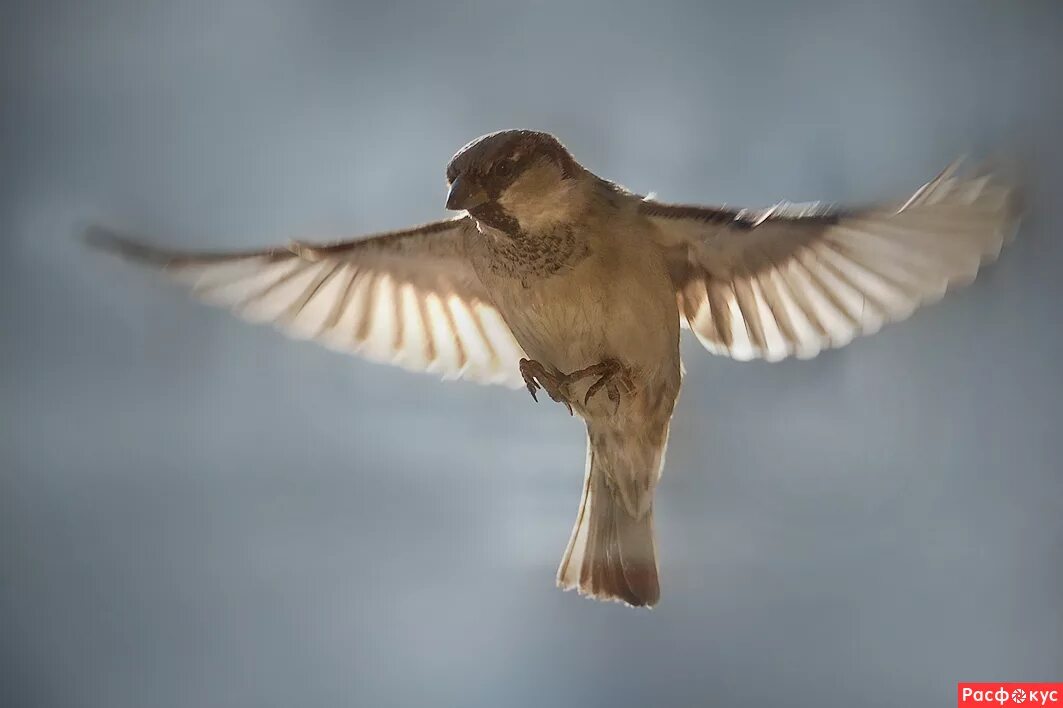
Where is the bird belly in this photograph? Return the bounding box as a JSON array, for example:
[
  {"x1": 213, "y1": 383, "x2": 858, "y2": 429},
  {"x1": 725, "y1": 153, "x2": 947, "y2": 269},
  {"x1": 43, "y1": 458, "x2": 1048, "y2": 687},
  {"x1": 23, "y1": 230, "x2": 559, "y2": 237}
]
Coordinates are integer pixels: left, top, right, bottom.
[
  {"x1": 491, "y1": 253, "x2": 681, "y2": 417},
  {"x1": 505, "y1": 281, "x2": 611, "y2": 371}
]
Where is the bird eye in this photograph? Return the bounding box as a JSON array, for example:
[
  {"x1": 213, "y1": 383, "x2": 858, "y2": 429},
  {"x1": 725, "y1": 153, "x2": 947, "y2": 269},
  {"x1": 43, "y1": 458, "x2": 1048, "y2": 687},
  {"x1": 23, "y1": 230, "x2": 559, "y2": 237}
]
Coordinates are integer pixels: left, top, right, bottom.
[{"x1": 493, "y1": 160, "x2": 514, "y2": 177}]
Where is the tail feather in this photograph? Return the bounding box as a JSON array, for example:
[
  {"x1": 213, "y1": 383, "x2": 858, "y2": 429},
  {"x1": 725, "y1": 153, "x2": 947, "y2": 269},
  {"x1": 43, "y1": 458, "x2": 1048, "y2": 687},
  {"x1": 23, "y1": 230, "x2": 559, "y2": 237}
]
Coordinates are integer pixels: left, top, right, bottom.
[{"x1": 557, "y1": 425, "x2": 664, "y2": 607}]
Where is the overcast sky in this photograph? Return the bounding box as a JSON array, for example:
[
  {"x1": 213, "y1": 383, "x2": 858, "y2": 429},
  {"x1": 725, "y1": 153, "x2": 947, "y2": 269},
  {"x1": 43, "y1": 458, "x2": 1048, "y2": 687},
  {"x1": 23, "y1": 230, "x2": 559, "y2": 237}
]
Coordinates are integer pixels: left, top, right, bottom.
[{"x1": 2, "y1": 1, "x2": 1061, "y2": 707}]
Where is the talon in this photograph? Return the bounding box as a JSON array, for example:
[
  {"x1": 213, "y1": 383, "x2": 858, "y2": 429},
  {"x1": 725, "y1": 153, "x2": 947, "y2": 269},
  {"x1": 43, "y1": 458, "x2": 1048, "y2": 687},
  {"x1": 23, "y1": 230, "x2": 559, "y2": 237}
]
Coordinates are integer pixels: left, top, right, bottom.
[
  {"x1": 519, "y1": 358, "x2": 542, "y2": 402},
  {"x1": 584, "y1": 377, "x2": 605, "y2": 407},
  {"x1": 577, "y1": 359, "x2": 630, "y2": 412},
  {"x1": 519, "y1": 357, "x2": 574, "y2": 413}
]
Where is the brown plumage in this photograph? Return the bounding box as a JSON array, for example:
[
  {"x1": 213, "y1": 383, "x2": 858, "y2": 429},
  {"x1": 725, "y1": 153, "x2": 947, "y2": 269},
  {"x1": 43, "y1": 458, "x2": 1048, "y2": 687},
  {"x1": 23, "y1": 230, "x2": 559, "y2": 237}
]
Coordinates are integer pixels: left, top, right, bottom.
[{"x1": 86, "y1": 130, "x2": 1020, "y2": 607}]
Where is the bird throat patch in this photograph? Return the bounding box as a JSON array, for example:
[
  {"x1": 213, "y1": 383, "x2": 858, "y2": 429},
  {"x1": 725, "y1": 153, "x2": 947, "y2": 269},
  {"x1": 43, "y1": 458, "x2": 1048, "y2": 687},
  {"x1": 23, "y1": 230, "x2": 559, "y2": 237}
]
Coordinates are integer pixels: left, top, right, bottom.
[{"x1": 478, "y1": 223, "x2": 590, "y2": 281}]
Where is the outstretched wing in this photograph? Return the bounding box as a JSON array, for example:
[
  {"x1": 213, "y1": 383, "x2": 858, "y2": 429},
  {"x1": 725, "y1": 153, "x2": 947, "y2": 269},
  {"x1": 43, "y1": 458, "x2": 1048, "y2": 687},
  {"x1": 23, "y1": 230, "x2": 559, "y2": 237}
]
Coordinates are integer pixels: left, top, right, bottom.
[
  {"x1": 643, "y1": 161, "x2": 1020, "y2": 361},
  {"x1": 87, "y1": 216, "x2": 526, "y2": 386}
]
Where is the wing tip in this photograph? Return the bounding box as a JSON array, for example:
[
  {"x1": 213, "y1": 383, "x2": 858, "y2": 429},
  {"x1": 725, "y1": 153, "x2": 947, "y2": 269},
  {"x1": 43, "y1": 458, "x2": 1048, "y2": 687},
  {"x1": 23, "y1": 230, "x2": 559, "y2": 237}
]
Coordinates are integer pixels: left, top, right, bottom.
[{"x1": 81, "y1": 225, "x2": 173, "y2": 266}]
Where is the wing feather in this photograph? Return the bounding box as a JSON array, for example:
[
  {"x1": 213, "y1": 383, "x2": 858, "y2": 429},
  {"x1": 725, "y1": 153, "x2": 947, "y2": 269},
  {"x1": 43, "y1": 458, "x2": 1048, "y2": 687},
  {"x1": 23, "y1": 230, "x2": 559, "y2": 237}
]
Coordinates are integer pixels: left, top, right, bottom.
[
  {"x1": 645, "y1": 160, "x2": 1019, "y2": 361},
  {"x1": 87, "y1": 216, "x2": 526, "y2": 386}
]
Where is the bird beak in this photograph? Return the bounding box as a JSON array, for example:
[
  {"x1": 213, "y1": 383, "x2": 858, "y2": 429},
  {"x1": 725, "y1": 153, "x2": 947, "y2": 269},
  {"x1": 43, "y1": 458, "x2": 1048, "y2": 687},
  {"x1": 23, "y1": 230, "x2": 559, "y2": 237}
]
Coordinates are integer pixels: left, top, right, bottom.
[{"x1": 446, "y1": 176, "x2": 488, "y2": 211}]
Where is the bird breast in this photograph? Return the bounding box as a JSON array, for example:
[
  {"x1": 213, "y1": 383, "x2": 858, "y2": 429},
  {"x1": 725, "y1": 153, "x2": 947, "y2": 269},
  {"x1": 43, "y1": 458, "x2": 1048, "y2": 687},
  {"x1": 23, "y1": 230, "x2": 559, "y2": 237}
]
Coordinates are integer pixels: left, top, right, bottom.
[{"x1": 472, "y1": 224, "x2": 680, "y2": 383}]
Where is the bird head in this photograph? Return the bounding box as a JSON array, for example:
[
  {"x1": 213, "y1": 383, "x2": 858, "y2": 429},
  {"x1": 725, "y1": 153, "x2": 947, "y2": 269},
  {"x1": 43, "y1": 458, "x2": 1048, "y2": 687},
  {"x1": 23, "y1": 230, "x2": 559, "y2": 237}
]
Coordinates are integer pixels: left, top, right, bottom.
[{"x1": 445, "y1": 130, "x2": 584, "y2": 236}]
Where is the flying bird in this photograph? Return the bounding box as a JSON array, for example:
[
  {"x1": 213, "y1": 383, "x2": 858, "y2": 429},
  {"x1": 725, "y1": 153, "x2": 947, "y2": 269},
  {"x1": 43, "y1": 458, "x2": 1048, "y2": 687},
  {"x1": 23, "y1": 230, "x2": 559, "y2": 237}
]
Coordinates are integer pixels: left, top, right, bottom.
[{"x1": 87, "y1": 130, "x2": 1019, "y2": 607}]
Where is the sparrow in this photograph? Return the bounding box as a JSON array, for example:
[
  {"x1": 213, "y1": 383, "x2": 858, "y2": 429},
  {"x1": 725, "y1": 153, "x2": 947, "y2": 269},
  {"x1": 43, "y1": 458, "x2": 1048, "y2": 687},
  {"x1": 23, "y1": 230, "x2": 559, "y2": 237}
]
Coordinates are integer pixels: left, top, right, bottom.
[{"x1": 87, "y1": 130, "x2": 1019, "y2": 608}]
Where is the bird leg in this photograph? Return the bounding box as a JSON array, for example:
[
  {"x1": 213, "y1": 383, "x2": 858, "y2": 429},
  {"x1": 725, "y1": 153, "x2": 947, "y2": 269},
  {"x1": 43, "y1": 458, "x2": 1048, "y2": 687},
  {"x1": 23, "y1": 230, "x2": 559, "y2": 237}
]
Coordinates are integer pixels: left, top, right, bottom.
[
  {"x1": 519, "y1": 358, "x2": 573, "y2": 415},
  {"x1": 520, "y1": 358, "x2": 635, "y2": 415},
  {"x1": 567, "y1": 359, "x2": 635, "y2": 411}
]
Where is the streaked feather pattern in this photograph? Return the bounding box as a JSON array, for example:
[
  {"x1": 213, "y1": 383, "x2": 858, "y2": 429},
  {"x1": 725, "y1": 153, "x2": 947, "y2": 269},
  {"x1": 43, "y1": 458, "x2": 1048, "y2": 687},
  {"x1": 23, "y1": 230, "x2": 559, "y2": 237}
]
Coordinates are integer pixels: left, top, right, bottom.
[
  {"x1": 642, "y1": 161, "x2": 1019, "y2": 361},
  {"x1": 86, "y1": 216, "x2": 526, "y2": 386}
]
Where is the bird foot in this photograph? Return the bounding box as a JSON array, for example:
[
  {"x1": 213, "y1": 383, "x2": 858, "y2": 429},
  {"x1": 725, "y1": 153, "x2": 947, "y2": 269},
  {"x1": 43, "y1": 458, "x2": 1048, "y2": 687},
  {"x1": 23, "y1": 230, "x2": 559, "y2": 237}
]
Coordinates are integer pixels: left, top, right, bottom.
[
  {"x1": 519, "y1": 359, "x2": 574, "y2": 415},
  {"x1": 520, "y1": 358, "x2": 634, "y2": 415},
  {"x1": 567, "y1": 358, "x2": 635, "y2": 412}
]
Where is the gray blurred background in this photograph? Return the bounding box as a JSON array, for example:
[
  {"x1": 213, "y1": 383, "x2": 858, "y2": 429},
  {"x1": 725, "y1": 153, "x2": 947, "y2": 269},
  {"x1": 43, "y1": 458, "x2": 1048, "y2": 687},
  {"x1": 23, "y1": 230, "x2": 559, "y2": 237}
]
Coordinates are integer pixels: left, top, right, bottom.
[{"x1": 2, "y1": 1, "x2": 1061, "y2": 706}]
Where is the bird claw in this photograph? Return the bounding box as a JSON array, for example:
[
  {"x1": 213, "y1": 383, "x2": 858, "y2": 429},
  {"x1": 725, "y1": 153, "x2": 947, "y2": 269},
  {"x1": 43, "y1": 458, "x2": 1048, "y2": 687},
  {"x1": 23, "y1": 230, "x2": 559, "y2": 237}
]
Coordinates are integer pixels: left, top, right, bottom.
[
  {"x1": 521, "y1": 369, "x2": 541, "y2": 402},
  {"x1": 519, "y1": 358, "x2": 573, "y2": 415},
  {"x1": 578, "y1": 359, "x2": 633, "y2": 413},
  {"x1": 589, "y1": 380, "x2": 621, "y2": 413},
  {"x1": 519, "y1": 358, "x2": 632, "y2": 416}
]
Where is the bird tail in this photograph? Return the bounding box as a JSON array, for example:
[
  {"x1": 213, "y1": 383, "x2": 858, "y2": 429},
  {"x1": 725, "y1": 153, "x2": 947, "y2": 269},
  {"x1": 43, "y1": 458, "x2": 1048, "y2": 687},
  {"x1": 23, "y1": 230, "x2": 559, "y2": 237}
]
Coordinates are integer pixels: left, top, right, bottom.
[{"x1": 556, "y1": 421, "x2": 668, "y2": 607}]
